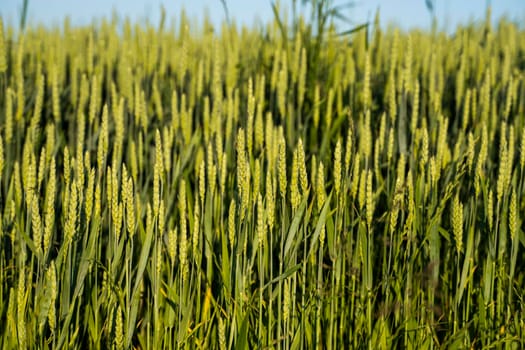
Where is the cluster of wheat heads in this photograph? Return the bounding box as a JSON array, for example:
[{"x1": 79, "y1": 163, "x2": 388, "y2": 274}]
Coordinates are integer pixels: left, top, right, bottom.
[{"x1": 0, "y1": 7, "x2": 524, "y2": 349}]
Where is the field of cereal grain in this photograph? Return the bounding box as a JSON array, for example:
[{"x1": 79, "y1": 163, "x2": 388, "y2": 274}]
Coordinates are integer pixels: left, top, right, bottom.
[{"x1": 0, "y1": 5, "x2": 524, "y2": 349}]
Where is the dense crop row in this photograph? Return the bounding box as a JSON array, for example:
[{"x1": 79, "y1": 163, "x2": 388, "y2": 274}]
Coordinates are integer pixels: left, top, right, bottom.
[{"x1": 0, "y1": 7, "x2": 524, "y2": 349}]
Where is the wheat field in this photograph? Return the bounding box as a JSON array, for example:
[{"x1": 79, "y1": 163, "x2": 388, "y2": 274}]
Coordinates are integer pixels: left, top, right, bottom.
[{"x1": 0, "y1": 5, "x2": 524, "y2": 349}]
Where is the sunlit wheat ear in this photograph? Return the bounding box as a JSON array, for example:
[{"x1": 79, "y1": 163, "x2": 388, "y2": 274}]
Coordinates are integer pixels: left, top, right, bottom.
[
  {"x1": 236, "y1": 128, "x2": 250, "y2": 217},
  {"x1": 7, "y1": 288, "x2": 16, "y2": 340},
  {"x1": 350, "y1": 152, "x2": 360, "y2": 200},
  {"x1": 0, "y1": 17, "x2": 6, "y2": 73},
  {"x1": 363, "y1": 50, "x2": 371, "y2": 109},
  {"x1": 278, "y1": 128, "x2": 287, "y2": 200},
  {"x1": 417, "y1": 126, "x2": 428, "y2": 170},
  {"x1": 94, "y1": 181, "x2": 102, "y2": 222},
  {"x1": 153, "y1": 130, "x2": 163, "y2": 217},
  {"x1": 178, "y1": 176, "x2": 187, "y2": 247},
  {"x1": 375, "y1": 113, "x2": 385, "y2": 157},
  {"x1": 469, "y1": 85, "x2": 477, "y2": 127},
  {"x1": 466, "y1": 132, "x2": 475, "y2": 173},
  {"x1": 384, "y1": 124, "x2": 394, "y2": 164},
  {"x1": 451, "y1": 194, "x2": 464, "y2": 254},
  {"x1": 97, "y1": 105, "x2": 109, "y2": 172},
  {"x1": 51, "y1": 63, "x2": 61, "y2": 123},
  {"x1": 192, "y1": 193, "x2": 199, "y2": 259},
  {"x1": 84, "y1": 167, "x2": 95, "y2": 220},
  {"x1": 315, "y1": 161, "x2": 326, "y2": 211},
  {"x1": 507, "y1": 125, "x2": 515, "y2": 185},
  {"x1": 247, "y1": 78, "x2": 255, "y2": 156},
  {"x1": 502, "y1": 67, "x2": 512, "y2": 116},
  {"x1": 5, "y1": 87, "x2": 13, "y2": 143},
  {"x1": 509, "y1": 189, "x2": 518, "y2": 241},
  {"x1": 36, "y1": 147, "x2": 46, "y2": 192},
  {"x1": 75, "y1": 145, "x2": 85, "y2": 194},
  {"x1": 521, "y1": 126, "x2": 525, "y2": 171},
  {"x1": 283, "y1": 279, "x2": 290, "y2": 322},
  {"x1": 22, "y1": 141, "x2": 36, "y2": 207},
  {"x1": 298, "y1": 47, "x2": 307, "y2": 109},
  {"x1": 170, "y1": 89, "x2": 179, "y2": 132},
  {"x1": 388, "y1": 69, "x2": 397, "y2": 123},
  {"x1": 17, "y1": 259, "x2": 27, "y2": 349},
  {"x1": 389, "y1": 177, "x2": 403, "y2": 234},
  {"x1": 113, "y1": 97, "x2": 125, "y2": 164},
  {"x1": 89, "y1": 74, "x2": 98, "y2": 124},
  {"x1": 456, "y1": 49, "x2": 466, "y2": 113},
  {"x1": 86, "y1": 30, "x2": 94, "y2": 75},
  {"x1": 253, "y1": 158, "x2": 261, "y2": 199},
  {"x1": 497, "y1": 122, "x2": 508, "y2": 205},
  {"x1": 65, "y1": 182, "x2": 78, "y2": 244},
  {"x1": 358, "y1": 168, "x2": 367, "y2": 211},
  {"x1": 152, "y1": 77, "x2": 163, "y2": 121},
  {"x1": 218, "y1": 316, "x2": 227, "y2": 350},
  {"x1": 511, "y1": 73, "x2": 520, "y2": 113},
  {"x1": 476, "y1": 123, "x2": 488, "y2": 185},
  {"x1": 111, "y1": 167, "x2": 121, "y2": 238},
  {"x1": 215, "y1": 131, "x2": 224, "y2": 168},
  {"x1": 31, "y1": 198, "x2": 43, "y2": 257},
  {"x1": 135, "y1": 85, "x2": 146, "y2": 131},
  {"x1": 390, "y1": 28, "x2": 399, "y2": 79},
  {"x1": 313, "y1": 84, "x2": 320, "y2": 128},
  {"x1": 297, "y1": 138, "x2": 308, "y2": 193},
  {"x1": 480, "y1": 68, "x2": 491, "y2": 123},
  {"x1": 334, "y1": 138, "x2": 342, "y2": 196},
  {"x1": 255, "y1": 104, "x2": 264, "y2": 153},
  {"x1": 270, "y1": 48, "x2": 280, "y2": 91},
  {"x1": 168, "y1": 227, "x2": 178, "y2": 264},
  {"x1": 462, "y1": 89, "x2": 471, "y2": 131},
  {"x1": 264, "y1": 112, "x2": 274, "y2": 171},
  {"x1": 428, "y1": 156, "x2": 438, "y2": 187},
  {"x1": 15, "y1": 34, "x2": 24, "y2": 123},
  {"x1": 207, "y1": 142, "x2": 217, "y2": 195},
  {"x1": 325, "y1": 88, "x2": 334, "y2": 129},
  {"x1": 230, "y1": 82, "x2": 239, "y2": 121},
  {"x1": 436, "y1": 115, "x2": 449, "y2": 170},
  {"x1": 46, "y1": 260, "x2": 57, "y2": 331},
  {"x1": 404, "y1": 170, "x2": 415, "y2": 233},
  {"x1": 0, "y1": 136, "x2": 3, "y2": 182},
  {"x1": 393, "y1": 154, "x2": 404, "y2": 188},
  {"x1": 257, "y1": 194, "x2": 265, "y2": 248},
  {"x1": 277, "y1": 51, "x2": 288, "y2": 118},
  {"x1": 158, "y1": 196, "x2": 167, "y2": 239},
  {"x1": 77, "y1": 73, "x2": 88, "y2": 118},
  {"x1": 179, "y1": 217, "x2": 190, "y2": 281},
  {"x1": 198, "y1": 159, "x2": 206, "y2": 206},
  {"x1": 13, "y1": 161, "x2": 22, "y2": 208},
  {"x1": 410, "y1": 79, "x2": 420, "y2": 133},
  {"x1": 266, "y1": 175, "x2": 275, "y2": 231},
  {"x1": 45, "y1": 123, "x2": 55, "y2": 165},
  {"x1": 359, "y1": 110, "x2": 373, "y2": 160},
  {"x1": 44, "y1": 158, "x2": 56, "y2": 253},
  {"x1": 256, "y1": 73, "x2": 266, "y2": 107},
  {"x1": 366, "y1": 171, "x2": 374, "y2": 228},
  {"x1": 114, "y1": 305, "x2": 124, "y2": 350},
  {"x1": 453, "y1": 133, "x2": 465, "y2": 162},
  {"x1": 289, "y1": 147, "x2": 299, "y2": 211},
  {"x1": 31, "y1": 72, "x2": 44, "y2": 141},
  {"x1": 403, "y1": 35, "x2": 413, "y2": 94},
  {"x1": 220, "y1": 152, "x2": 227, "y2": 198},
  {"x1": 180, "y1": 93, "x2": 192, "y2": 145},
  {"x1": 228, "y1": 199, "x2": 236, "y2": 251},
  {"x1": 106, "y1": 166, "x2": 113, "y2": 211},
  {"x1": 344, "y1": 126, "x2": 353, "y2": 175}
]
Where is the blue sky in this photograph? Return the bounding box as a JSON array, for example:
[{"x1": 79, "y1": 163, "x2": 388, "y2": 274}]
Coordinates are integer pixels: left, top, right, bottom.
[{"x1": 1, "y1": 0, "x2": 524, "y2": 33}]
